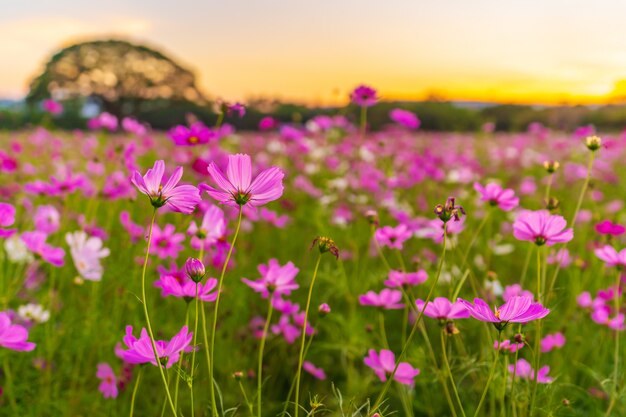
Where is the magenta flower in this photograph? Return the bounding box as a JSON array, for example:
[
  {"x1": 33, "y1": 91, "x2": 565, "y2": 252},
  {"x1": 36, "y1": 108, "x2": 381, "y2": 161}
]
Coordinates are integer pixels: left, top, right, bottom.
[
  {"x1": 271, "y1": 314, "x2": 301, "y2": 344},
  {"x1": 415, "y1": 297, "x2": 470, "y2": 320},
  {"x1": 363, "y1": 349, "x2": 420, "y2": 386},
  {"x1": 122, "y1": 117, "x2": 147, "y2": 136},
  {"x1": 359, "y1": 289, "x2": 404, "y2": 310},
  {"x1": 0, "y1": 203, "x2": 17, "y2": 238},
  {"x1": 0, "y1": 312, "x2": 36, "y2": 351},
  {"x1": 375, "y1": 224, "x2": 412, "y2": 250},
  {"x1": 389, "y1": 108, "x2": 420, "y2": 129},
  {"x1": 88, "y1": 112, "x2": 118, "y2": 131},
  {"x1": 96, "y1": 363, "x2": 118, "y2": 399},
  {"x1": 201, "y1": 154, "x2": 284, "y2": 207},
  {"x1": 508, "y1": 359, "x2": 553, "y2": 383},
  {"x1": 595, "y1": 220, "x2": 625, "y2": 236},
  {"x1": 226, "y1": 102, "x2": 246, "y2": 118},
  {"x1": 149, "y1": 224, "x2": 185, "y2": 259},
  {"x1": 595, "y1": 245, "x2": 626, "y2": 268},
  {"x1": 513, "y1": 210, "x2": 573, "y2": 246},
  {"x1": 350, "y1": 85, "x2": 379, "y2": 107},
  {"x1": 473, "y1": 182, "x2": 519, "y2": 211},
  {"x1": 33, "y1": 205, "x2": 60, "y2": 234},
  {"x1": 303, "y1": 361, "x2": 326, "y2": 380},
  {"x1": 502, "y1": 284, "x2": 534, "y2": 302},
  {"x1": 494, "y1": 339, "x2": 524, "y2": 353},
  {"x1": 154, "y1": 275, "x2": 218, "y2": 302},
  {"x1": 119, "y1": 325, "x2": 192, "y2": 368},
  {"x1": 21, "y1": 231, "x2": 65, "y2": 266},
  {"x1": 458, "y1": 296, "x2": 549, "y2": 329},
  {"x1": 540, "y1": 332, "x2": 566, "y2": 353},
  {"x1": 385, "y1": 270, "x2": 427, "y2": 288},
  {"x1": 42, "y1": 99, "x2": 63, "y2": 115},
  {"x1": 259, "y1": 116, "x2": 277, "y2": 131},
  {"x1": 168, "y1": 122, "x2": 214, "y2": 146},
  {"x1": 187, "y1": 204, "x2": 226, "y2": 250},
  {"x1": 119, "y1": 211, "x2": 144, "y2": 243},
  {"x1": 132, "y1": 160, "x2": 201, "y2": 213},
  {"x1": 242, "y1": 259, "x2": 299, "y2": 299}
]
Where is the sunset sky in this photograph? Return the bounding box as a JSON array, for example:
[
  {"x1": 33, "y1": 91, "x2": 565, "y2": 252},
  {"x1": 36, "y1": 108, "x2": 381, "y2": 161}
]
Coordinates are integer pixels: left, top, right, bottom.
[{"x1": 4, "y1": 0, "x2": 626, "y2": 106}]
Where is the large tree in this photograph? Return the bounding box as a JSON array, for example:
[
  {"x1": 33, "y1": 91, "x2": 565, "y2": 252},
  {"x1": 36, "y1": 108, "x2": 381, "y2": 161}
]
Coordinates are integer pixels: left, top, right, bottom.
[{"x1": 26, "y1": 39, "x2": 206, "y2": 116}]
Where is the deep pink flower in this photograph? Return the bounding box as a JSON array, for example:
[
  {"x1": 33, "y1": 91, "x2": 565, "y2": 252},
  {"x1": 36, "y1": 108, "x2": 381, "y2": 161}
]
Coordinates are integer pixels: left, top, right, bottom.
[
  {"x1": 459, "y1": 296, "x2": 549, "y2": 327},
  {"x1": 540, "y1": 332, "x2": 566, "y2": 353},
  {"x1": 226, "y1": 102, "x2": 246, "y2": 118},
  {"x1": 33, "y1": 205, "x2": 60, "y2": 234},
  {"x1": 513, "y1": 210, "x2": 573, "y2": 246},
  {"x1": 546, "y1": 248, "x2": 572, "y2": 268},
  {"x1": 595, "y1": 245, "x2": 626, "y2": 268},
  {"x1": 122, "y1": 117, "x2": 147, "y2": 136},
  {"x1": 502, "y1": 284, "x2": 534, "y2": 302},
  {"x1": 132, "y1": 160, "x2": 201, "y2": 213},
  {"x1": 389, "y1": 109, "x2": 420, "y2": 129},
  {"x1": 303, "y1": 361, "x2": 326, "y2": 380},
  {"x1": 42, "y1": 99, "x2": 63, "y2": 115},
  {"x1": 88, "y1": 112, "x2": 118, "y2": 131},
  {"x1": 103, "y1": 171, "x2": 136, "y2": 200},
  {"x1": 119, "y1": 325, "x2": 192, "y2": 368},
  {"x1": 187, "y1": 204, "x2": 226, "y2": 250},
  {"x1": 168, "y1": 122, "x2": 214, "y2": 146},
  {"x1": 0, "y1": 312, "x2": 36, "y2": 351},
  {"x1": 96, "y1": 363, "x2": 118, "y2": 399},
  {"x1": 0, "y1": 203, "x2": 17, "y2": 238},
  {"x1": 375, "y1": 224, "x2": 412, "y2": 250},
  {"x1": 149, "y1": 224, "x2": 185, "y2": 259},
  {"x1": 350, "y1": 85, "x2": 379, "y2": 107},
  {"x1": 415, "y1": 297, "x2": 470, "y2": 320},
  {"x1": 474, "y1": 182, "x2": 519, "y2": 211},
  {"x1": 508, "y1": 359, "x2": 553, "y2": 383},
  {"x1": 385, "y1": 270, "x2": 427, "y2": 288},
  {"x1": 363, "y1": 349, "x2": 420, "y2": 386},
  {"x1": 154, "y1": 275, "x2": 218, "y2": 302},
  {"x1": 258, "y1": 116, "x2": 277, "y2": 131},
  {"x1": 271, "y1": 314, "x2": 300, "y2": 344},
  {"x1": 494, "y1": 339, "x2": 524, "y2": 353},
  {"x1": 359, "y1": 289, "x2": 404, "y2": 310},
  {"x1": 595, "y1": 220, "x2": 625, "y2": 236},
  {"x1": 242, "y1": 259, "x2": 299, "y2": 299},
  {"x1": 201, "y1": 154, "x2": 284, "y2": 207},
  {"x1": 21, "y1": 231, "x2": 65, "y2": 266},
  {"x1": 120, "y1": 211, "x2": 144, "y2": 243}
]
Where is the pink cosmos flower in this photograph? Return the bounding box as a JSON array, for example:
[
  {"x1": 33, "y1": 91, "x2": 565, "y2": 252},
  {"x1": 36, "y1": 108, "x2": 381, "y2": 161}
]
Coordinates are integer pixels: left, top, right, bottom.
[
  {"x1": 458, "y1": 296, "x2": 549, "y2": 327},
  {"x1": 187, "y1": 204, "x2": 226, "y2": 250},
  {"x1": 96, "y1": 363, "x2": 118, "y2": 398},
  {"x1": 415, "y1": 297, "x2": 470, "y2": 320},
  {"x1": 389, "y1": 109, "x2": 420, "y2": 129},
  {"x1": 541, "y1": 332, "x2": 566, "y2": 353},
  {"x1": 546, "y1": 248, "x2": 572, "y2": 268},
  {"x1": 258, "y1": 116, "x2": 277, "y2": 131},
  {"x1": 119, "y1": 211, "x2": 144, "y2": 243},
  {"x1": 242, "y1": 259, "x2": 299, "y2": 299},
  {"x1": 33, "y1": 205, "x2": 60, "y2": 234},
  {"x1": 226, "y1": 102, "x2": 246, "y2": 118},
  {"x1": 359, "y1": 289, "x2": 404, "y2": 310},
  {"x1": 168, "y1": 122, "x2": 214, "y2": 146},
  {"x1": 473, "y1": 182, "x2": 519, "y2": 211},
  {"x1": 303, "y1": 361, "x2": 326, "y2": 380},
  {"x1": 595, "y1": 220, "x2": 625, "y2": 236},
  {"x1": 154, "y1": 275, "x2": 218, "y2": 302},
  {"x1": 66, "y1": 231, "x2": 110, "y2": 281},
  {"x1": 0, "y1": 203, "x2": 17, "y2": 238},
  {"x1": 595, "y1": 245, "x2": 626, "y2": 268},
  {"x1": 42, "y1": 99, "x2": 63, "y2": 115},
  {"x1": 374, "y1": 224, "x2": 412, "y2": 250},
  {"x1": 363, "y1": 349, "x2": 420, "y2": 386},
  {"x1": 502, "y1": 284, "x2": 534, "y2": 302},
  {"x1": 384, "y1": 270, "x2": 428, "y2": 288},
  {"x1": 21, "y1": 231, "x2": 65, "y2": 266},
  {"x1": 119, "y1": 325, "x2": 192, "y2": 368},
  {"x1": 103, "y1": 171, "x2": 136, "y2": 200},
  {"x1": 494, "y1": 339, "x2": 524, "y2": 353},
  {"x1": 122, "y1": 117, "x2": 147, "y2": 136},
  {"x1": 513, "y1": 210, "x2": 573, "y2": 246},
  {"x1": 0, "y1": 312, "x2": 36, "y2": 351},
  {"x1": 88, "y1": 112, "x2": 118, "y2": 131},
  {"x1": 201, "y1": 154, "x2": 284, "y2": 207},
  {"x1": 132, "y1": 160, "x2": 201, "y2": 213},
  {"x1": 149, "y1": 224, "x2": 185, "y2": 259},
  {"x1": 271, "y1": 314, "x2": 301, "y2": 344},
  {"x1": 508, "y1": 359, "x2": 553, "y2": 383},
  {"x1": 350, "y1": 85, "x2": 379, "y2": 107}
]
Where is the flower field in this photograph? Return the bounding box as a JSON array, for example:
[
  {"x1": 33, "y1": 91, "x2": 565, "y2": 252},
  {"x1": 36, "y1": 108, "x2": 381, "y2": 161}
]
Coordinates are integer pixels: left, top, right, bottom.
[{"x1": 0, "y1": 98, "x2": 624, "y2": 417}]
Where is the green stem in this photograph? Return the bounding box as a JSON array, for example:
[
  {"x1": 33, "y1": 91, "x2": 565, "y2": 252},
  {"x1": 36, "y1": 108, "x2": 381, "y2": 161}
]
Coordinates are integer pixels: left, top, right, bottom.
[
  {"x1": 294, "y1": 254, "x2": 323, "y2": 417},
  {"x1": 190, "y1": 284, "x2": 200, "y2": 417},
  {"x1": 3, "y1": 356, "x2": 18, "y2": 413},
  {"x1": 370, "y1": 223, "x2": 449, "y2": 415},
  {"x1": 210, "y1": 207, "x2": 243, "y2": 417},
  {"x1": 129, "y1": 367, "x2": 144, "y2": 417},
  {"x1": 509, "y1": 325, "x2": 522, "y2": 417},
  {"x1": 605, "y1": 268, "x2": 623, "y2": 417},
  {"x1": 360, "y1": 106, "x2": 367, "y2": 139},
  {"x1": 174, "y1": 303, "x2": 191, "y2": 409},
  {"x1": 239, "y1": 380, "x2": 254, "y2": 416},
  {"x1": 257, "y1": 298, "x2": 274, "y2": 417},
  {"x1": 474, "y1": 331, "x2": 503, "y2": 417},
  {"x1": 441, "y1": 331, "x2": 467, "y2": 417},
  {"x1": 379, "y1": 311, "x2": 390, "y2": 349},
  {"x1": 529, "y1": 246, "x2": 544, "y2": 416},
  {"x1": 140, "y1": 209, "x2": 178, "y2": 416}
]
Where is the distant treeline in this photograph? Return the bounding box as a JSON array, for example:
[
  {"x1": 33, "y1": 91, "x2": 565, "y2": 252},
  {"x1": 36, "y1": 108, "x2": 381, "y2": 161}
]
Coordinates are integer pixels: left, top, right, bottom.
[{"x1": 2, "y1": 100, "x2": 626, "y2": 132}]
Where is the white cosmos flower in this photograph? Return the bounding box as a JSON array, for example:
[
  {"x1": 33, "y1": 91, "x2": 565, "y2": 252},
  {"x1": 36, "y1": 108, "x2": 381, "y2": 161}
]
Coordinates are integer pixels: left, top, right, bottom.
[
  {"x1": 65, "y1": 231, "x2": 110, "y2": 281},
  {"x1": 17, "y1": 303, "x2": 50, "y2": 323},
  {"x1": 4, "y1": 235, "x2": 34, "y2": 263}
]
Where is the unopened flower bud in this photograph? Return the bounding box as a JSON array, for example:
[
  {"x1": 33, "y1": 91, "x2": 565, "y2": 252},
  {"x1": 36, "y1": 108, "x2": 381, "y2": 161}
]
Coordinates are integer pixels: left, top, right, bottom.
[
  {"x1": 318, "y1": 303, "x2": 331, "y2": 316},
  {"x1": 232, "y1": 371, "x2": 244, "y2": 381},
  {"x1": 546, "y1": 197, "x2": 560, "y2": 212},
  {"x1": 585, "y1": 135, "x2": 602, "y2": 151},
  {"x1": 434, "y1": 197, "x2": 466, "y2": 223},
  {"x1": 185, "y1": 257, "x2": 206, "y2": 283},
  {"x1": 514, "y1": 333, "x2": 524, "y2": 344},
  {"x1": 445, "y1": 321, "x2": 460, "y2": 335},
  {"x1": 311, "y1": 236, "x2": 339, "y2": 259},
  {"x1": 543, "y1": 160, "x2": 560, "y2": 174},
  {"x1": 365, "y1": 210, "x2": 379, "y2": 227}
]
